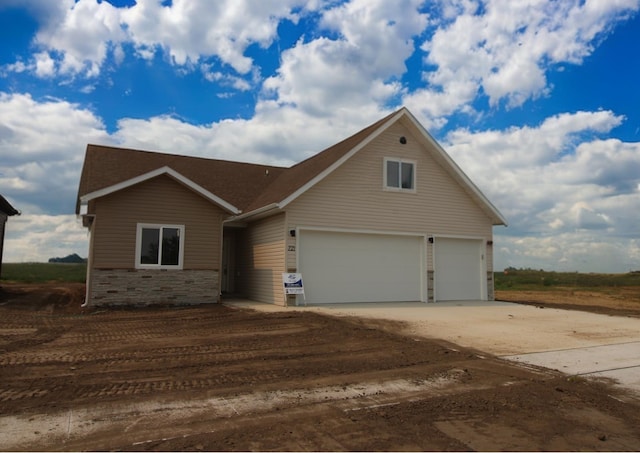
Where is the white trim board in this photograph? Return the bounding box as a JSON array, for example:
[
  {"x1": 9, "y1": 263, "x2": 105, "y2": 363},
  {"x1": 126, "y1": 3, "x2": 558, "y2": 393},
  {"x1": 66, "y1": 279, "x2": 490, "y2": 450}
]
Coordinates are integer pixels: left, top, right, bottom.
[{"x1": 80, "y1": 166, "x2": 240, "y2": 214}]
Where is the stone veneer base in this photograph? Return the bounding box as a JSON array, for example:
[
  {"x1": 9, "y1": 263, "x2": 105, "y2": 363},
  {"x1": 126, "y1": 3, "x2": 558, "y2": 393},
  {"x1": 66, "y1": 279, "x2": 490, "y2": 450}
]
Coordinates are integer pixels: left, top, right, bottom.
[{"x1": 89, "y1": 268, "x2": 219, "y2": 306}]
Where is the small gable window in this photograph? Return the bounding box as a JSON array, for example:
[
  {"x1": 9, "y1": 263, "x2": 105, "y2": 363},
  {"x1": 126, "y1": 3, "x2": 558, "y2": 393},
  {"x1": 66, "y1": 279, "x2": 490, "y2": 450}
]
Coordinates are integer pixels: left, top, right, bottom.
[
  {"x1": 135, "y1": 223, "x2": 184, "y2": 269},
  {"x1": 384, "y1": 158, "x2": 416, "y2": 191}
]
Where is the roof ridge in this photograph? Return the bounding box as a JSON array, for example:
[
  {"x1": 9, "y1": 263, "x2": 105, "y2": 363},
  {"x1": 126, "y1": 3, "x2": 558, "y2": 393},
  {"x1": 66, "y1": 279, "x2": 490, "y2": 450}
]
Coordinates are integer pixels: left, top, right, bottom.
[{"x1": 86, "y1": 143, "x2": 287, "y2": 170}]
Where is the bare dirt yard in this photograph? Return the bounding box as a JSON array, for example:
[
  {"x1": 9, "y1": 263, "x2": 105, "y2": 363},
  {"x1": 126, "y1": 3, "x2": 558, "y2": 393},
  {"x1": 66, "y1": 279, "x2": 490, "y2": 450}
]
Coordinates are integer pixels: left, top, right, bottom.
[
  {"x1": 1, "y1": 282, "x2": 640, "y2": 451},
  {"x1": 496, "y1": 287, "x2": 640, "y2": 318}
]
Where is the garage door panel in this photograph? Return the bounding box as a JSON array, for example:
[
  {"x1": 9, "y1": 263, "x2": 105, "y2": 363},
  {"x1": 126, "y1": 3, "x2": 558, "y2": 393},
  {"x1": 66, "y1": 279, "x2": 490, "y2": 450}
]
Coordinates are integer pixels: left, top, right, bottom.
[
  {"x1": 299, "y1": 231, "x2": 423, "y2": 304},
  {"x1": 435, "y1": 238, "x2": 484, "y2": 301}
]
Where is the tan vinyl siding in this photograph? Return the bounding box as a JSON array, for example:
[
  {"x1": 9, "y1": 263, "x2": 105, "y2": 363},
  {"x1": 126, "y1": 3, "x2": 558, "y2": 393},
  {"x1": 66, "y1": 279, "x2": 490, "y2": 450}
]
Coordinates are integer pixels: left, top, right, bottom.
[
  {"x1": 286, "y1": 122, "x2": 494, "y2": 271},
  {"x1": 92, "y1": 175, "x2": 225, "y2": 270},
  {"x1": 241, "y1": 213, "x2": 286, "y2": 304}
]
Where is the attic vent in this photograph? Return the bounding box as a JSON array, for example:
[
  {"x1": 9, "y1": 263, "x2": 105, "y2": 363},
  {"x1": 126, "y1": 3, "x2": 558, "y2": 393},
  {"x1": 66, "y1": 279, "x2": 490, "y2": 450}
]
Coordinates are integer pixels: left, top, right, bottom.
[{"x1": 399, "y1": 136, "x2": 407, "y2": 145}]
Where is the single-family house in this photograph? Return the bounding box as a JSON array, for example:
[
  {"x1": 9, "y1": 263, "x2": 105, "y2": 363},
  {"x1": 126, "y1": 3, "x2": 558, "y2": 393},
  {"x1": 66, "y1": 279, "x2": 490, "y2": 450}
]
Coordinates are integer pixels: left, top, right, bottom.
[
  {"x1": 76, "y1": 107, "x2": 507, "y2": 307},
  {"x1": 0, "y1": 195, "x2": 20, "y2": 281}
]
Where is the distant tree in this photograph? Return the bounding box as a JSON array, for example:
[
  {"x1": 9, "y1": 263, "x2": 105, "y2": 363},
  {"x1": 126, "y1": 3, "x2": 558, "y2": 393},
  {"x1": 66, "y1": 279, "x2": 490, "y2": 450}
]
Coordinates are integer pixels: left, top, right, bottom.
[{"x1": 48, "y1": 253, "x2": 87, "y2": 263}]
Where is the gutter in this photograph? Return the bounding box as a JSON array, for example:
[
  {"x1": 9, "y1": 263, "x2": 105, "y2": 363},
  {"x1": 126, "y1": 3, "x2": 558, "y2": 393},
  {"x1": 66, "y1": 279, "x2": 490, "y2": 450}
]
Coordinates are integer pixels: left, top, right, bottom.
[{"x1": 224, "y1": 203, "x2": 280, "y2": 223}]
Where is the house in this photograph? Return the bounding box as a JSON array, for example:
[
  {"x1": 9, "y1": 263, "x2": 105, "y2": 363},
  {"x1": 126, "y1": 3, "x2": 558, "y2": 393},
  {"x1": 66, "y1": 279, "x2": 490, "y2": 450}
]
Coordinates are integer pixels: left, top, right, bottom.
[
  {"x1": 0, "y1": 195, "x2": 20, "y2": 281},
  {"x1": 76, "y1": 107, "x2": 507, "y2": 307}
]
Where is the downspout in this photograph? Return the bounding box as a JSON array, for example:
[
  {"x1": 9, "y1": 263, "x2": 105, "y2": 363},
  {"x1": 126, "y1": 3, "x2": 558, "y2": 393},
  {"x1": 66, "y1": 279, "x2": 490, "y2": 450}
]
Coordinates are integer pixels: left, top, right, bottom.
[
  {"x1": 81, "y1": 215, "x2": 95, "y2": 307},
  {"x1": 0, "y1": 210, "x2": 20, "y2": 281},
  {"x1": 0, "y1": 216, "x2": 6, "y2": 281}
]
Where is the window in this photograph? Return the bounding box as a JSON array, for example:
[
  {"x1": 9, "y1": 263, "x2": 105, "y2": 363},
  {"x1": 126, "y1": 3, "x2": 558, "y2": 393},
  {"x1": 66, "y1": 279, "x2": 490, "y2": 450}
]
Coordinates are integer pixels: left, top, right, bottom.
[
  {"x1": 136, "y1": 224, "x2": 184, "y2": 269},
  {"x1": 384, "y1": 158, "x2": 416, "y2": 191}
]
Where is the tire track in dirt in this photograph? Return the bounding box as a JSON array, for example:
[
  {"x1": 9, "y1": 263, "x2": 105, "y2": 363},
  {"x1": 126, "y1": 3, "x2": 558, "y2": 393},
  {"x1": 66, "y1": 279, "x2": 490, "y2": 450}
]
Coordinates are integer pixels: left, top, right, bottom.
[{"x1": 2, "y1": 283, "x2": 640, "y2": 451}]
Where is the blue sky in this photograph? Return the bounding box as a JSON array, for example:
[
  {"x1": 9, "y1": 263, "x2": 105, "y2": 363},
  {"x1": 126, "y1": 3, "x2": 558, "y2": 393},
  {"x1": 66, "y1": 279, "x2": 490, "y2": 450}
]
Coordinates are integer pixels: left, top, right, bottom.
[{"x1": 1, "y1": 0, "x2": 639, "y2": 272}]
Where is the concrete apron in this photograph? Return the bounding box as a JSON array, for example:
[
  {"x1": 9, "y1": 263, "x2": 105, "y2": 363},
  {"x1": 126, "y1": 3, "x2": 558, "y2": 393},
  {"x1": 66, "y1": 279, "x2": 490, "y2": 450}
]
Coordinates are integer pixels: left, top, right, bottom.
[
  {"x1": 225, "y1": 300, "x2": 640, "y2": 397},
  {"x1": 503, "y1": 341, "x2": 640, "y2": 395}
]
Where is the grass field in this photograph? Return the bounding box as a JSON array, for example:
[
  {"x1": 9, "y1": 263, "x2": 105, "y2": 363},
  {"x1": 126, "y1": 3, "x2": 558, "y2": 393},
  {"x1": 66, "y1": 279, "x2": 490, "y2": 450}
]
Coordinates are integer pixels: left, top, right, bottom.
[
  {"x1": 1, "y1": 262, "x2": 87, "y2": 283},
  {"x1": 495, "y1": 268, "x2": 640, "y2": 291}
]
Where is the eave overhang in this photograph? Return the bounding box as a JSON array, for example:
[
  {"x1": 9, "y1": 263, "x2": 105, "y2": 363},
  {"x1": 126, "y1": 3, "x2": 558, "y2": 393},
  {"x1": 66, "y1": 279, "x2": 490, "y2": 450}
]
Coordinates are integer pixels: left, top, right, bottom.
[{"x1": 79, "y1": 166, "x2": 241, "y2": 215}]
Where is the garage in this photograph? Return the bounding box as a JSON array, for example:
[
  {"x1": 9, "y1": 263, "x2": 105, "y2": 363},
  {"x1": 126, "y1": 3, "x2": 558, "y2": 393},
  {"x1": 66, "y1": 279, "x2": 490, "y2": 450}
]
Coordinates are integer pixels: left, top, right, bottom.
[
  {"x1": 298, "y1": 230, "x2": 424, "y2": 304},
  {"x1": 434, "y1": 237, "x2": 485, "y2": 301}
]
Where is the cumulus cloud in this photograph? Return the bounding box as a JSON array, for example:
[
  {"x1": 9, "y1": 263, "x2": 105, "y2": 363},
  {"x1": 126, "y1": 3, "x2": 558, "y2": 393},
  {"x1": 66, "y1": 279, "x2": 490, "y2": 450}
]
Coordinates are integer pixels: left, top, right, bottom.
[
  {"x1": 3, "y1": 214, "x2": 88, "y2": 262},
  {"x1": 111, "y1": 104, "x2": 386, "y2": 166},
  {"x1": 0, "y1": 93, "x2": 110, "y2": 213},
  {"x1": 263, "y1": 0, "x2": 427, "y2": 118},
  {"x1": 404, "y1": 0, "x2": 639, "y2": 126},
  {"x1": 4, "y1": 0, "x2": 308, "y2": 80},
  {"x1": 445, "y1": 111, "x2": 640, "y2": 271},
  {"x1": 495, "y1": 233, "x2": 640, "y2": 273}
]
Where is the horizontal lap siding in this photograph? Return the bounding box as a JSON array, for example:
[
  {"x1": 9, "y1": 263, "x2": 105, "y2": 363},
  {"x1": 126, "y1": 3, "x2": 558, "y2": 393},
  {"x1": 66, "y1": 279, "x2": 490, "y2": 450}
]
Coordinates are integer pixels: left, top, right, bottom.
[
  {"x1": 244, "y1": 213, "x2": 286, "y2": 304},
  {"x1": 286, "y1": 122, "x2": 494, "y2": 271},
  {"x1": 92, "y1": 175, "x2": 224, "y2": 270}
]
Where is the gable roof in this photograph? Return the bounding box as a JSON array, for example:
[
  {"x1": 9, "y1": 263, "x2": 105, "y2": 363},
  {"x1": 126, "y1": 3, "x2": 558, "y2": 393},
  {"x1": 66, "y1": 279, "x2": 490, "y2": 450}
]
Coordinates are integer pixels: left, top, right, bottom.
[
  {"x1": 76, "y1": 108, "x2": 507, "y2": 226},
  {"x1": 0, "y1": 195, "x2": 19, "y2": 217},
  {"x1": 80, "y1": 166, "x2": 242, "y2": 214},
  {"x1": 242, "y1": 110, "x2": 398, "y2": 213},
  {"x1": 76, "y1": 145, "x2": 286, "y2": 214}
]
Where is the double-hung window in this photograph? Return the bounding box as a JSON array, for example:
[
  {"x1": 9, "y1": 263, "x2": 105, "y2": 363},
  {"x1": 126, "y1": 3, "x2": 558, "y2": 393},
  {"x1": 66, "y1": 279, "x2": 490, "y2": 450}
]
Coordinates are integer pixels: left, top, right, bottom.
[
  {"x1": 135, "y1": 224, "x2": 184, "y2": 269},
  {"x1": 384, "y1": 158, "x2": 416, "y2": 192}
]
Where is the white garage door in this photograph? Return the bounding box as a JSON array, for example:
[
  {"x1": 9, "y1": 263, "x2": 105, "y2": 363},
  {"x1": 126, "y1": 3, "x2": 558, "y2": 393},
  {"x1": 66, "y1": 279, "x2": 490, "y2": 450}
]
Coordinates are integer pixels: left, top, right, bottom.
[
  {"x1": 434, "y1": 238, "x2": 485, "y2": 301},
  {"x1": 298, "y1": 230, "x2": 423, "y2": 304}
]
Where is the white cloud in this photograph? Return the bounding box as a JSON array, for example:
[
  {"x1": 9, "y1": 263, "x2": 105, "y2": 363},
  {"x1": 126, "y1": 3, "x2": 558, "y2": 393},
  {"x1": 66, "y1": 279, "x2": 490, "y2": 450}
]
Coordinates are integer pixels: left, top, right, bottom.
[
  {"x1": 263, "y1": 0, "x2": 427, "y2": 118},
  {"x1": 33, "y1": 51, "x2": 56, "y2": 77},
  {"x1": 32, "y1": 0, "x2": 125, "y2": 78},
  {"x1": 0, "y1": 93, "x2": 110, "y2": 214},
  {"x1": 7, "y1": 0, "x2": 309, "y2": 79},
  {"x1": 405, "y1": 0, "x2": 640, "y2": 125},
  {"x1": 495, "y1": 233, "x2": 640, "y2": 273},
  {"x1": 3, "y1": 214, "x2": 88, "y2": 263},
  {"x1": 445, "y1": 110, "x2": 640, "y2": 271},
  {"x1": 110, "y1": 103, "x2": 386, "y2": 166}
]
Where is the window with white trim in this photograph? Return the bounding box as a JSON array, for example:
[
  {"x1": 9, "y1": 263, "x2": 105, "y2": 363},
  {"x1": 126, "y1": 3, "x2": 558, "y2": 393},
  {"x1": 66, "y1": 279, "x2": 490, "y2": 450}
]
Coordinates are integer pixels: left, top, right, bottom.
[
  {"x1": 384, "y1": 158, "x2": 416, "y2": 191},
  {"x1": 135, "y1": 224, "x2": 184, "y2": 269}
]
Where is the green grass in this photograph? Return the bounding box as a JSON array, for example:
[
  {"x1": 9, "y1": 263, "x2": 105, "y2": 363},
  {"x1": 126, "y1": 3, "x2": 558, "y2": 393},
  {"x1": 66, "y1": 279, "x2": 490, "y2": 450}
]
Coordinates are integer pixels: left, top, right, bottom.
[
  {"x1": 1, "y1": 262, "x2": 87, "y2": 283},
  {"x1": 495, "y1": 269, "x2": 640, "y2": 291}
]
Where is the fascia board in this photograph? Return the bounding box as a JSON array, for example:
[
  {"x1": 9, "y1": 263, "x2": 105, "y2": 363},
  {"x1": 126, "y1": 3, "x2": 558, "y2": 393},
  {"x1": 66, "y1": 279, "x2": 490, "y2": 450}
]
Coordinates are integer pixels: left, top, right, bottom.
[
  {"x1": 79, "y1": 166, "x2": 241, "y2": 214},
  {"x1": 278, "y1": 110, "x2": 406, "y2": 209},
  {"x1": 402, "y1": 111, "x2": 509, "y2": 226},
  {"x1": 225, "y1": 203, "x2": 280, "y2": 222}
]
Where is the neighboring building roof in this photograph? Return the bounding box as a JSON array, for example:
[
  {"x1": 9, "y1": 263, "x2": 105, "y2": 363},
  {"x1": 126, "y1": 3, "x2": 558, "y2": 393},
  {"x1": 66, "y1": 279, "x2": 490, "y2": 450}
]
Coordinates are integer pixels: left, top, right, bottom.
[
  {"x1": 0, "y1": 195, "x2": 19, "y2": 216},
  {"x1": 76, "y1": 107, "x2": 507, "y2": 226}
]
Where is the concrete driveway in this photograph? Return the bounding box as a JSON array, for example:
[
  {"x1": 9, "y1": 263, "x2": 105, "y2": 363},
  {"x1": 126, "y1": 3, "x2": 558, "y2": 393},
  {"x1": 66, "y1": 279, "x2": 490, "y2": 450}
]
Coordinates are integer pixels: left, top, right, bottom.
[{"x1": 226, "y1": 300, "x2": 640, "y2": 396}]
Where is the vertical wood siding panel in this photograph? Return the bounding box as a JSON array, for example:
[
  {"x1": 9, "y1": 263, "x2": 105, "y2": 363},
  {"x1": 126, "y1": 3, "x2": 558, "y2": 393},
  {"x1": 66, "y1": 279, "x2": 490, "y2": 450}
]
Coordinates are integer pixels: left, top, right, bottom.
[{"x1": 92, "y1": 175, "x2": 224, "y2": 270}]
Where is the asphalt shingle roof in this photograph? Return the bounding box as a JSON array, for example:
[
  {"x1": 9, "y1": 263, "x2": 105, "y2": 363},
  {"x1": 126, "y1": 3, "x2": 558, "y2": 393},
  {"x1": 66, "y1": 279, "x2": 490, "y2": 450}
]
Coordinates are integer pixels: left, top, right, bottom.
[
  {"x1": 76, "y1": 109, "x2": 400, "y2": 215},
  {"x1": 0, "y1": 195, "x2": 19, "y2": 216}
]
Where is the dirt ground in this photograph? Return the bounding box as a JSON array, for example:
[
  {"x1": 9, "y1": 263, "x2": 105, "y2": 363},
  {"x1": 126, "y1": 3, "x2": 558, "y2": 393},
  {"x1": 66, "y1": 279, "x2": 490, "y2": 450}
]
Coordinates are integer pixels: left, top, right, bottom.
[
  {"x1": 496, "y1": 287, "x2": 640, "y2": 318},
  {"x1": 1, "y1": 283, "x2": 640, "y2": 451}
]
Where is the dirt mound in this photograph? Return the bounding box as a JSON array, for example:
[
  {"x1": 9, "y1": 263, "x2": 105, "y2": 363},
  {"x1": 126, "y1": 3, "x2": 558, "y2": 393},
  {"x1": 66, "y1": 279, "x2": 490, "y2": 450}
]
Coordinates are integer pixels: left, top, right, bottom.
[{"x1": 0, "y1": 282, "x2": 86, "y2": 314}]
